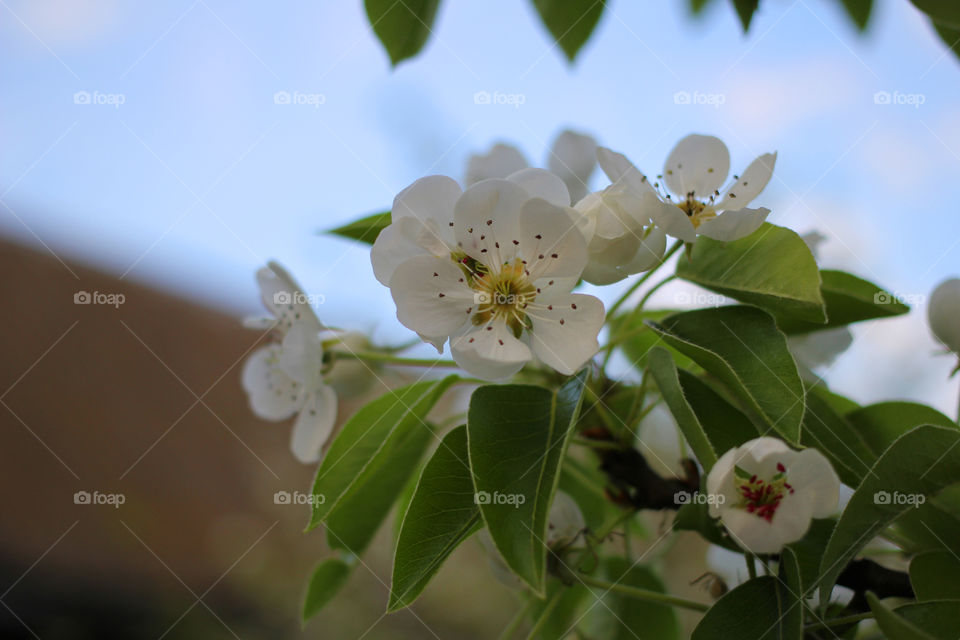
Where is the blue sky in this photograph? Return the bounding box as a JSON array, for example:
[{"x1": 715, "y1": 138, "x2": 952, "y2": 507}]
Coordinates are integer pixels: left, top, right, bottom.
[{"x1": 3, "y1": 0, "x2": 959, "y2": 412}]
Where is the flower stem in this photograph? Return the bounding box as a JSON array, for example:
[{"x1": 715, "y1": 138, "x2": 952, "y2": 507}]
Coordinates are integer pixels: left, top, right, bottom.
[
  {"x1": 746, "y1": 553, "x2": 758, "y2": 580},
  {"x1": 335, "y1": 351, "x2": 460, "y2": 368},
  {"x1": 605, "y1": 239, "x2": 684, "y2": 320},
  {"x1": 575, "y1": 574, "x2": 710, "y2": 612}
]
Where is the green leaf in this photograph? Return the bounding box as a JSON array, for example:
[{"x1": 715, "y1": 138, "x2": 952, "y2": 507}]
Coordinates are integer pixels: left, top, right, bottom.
[
  {"x1": 308, "y1": 376, "x2": 457, "y2": 531},
  {"x1": 910, "y1": 552, "x2": 960, "y2": 601},
  {"x1": 689, "y1": 0, "x2": 717, "y2": 16},
  {"x1": 646, "y1": 306, "x2": 805, "y2": 443},
  {"x1": 818, "y1": 425, "x2": 960, "y2": 605},
  {"x1": 388, "y1": 426, "x2": 481, "y2": 611},
  {"x1": 911, "y1": 1, "x2": 960, "y2": 27},
  {"x1": 933, "y1": 21, "x2": 960, "y2": 60},
  {"x1": 731, "y1": 0, "x2": 760, "y2": 31},
  {"x1": 785, "y1": 518, "x2": 835, "y2": 597},
  {"x1": 809, "y1": 384, "x2": 860, "y2": 415},
  {"x1": 846, "y1": 402, "x2": 956, "y2": 457},
  {"x1": 529, "y1": 581, "x2": 591, "y2": 640},
  {"x1": 801, "y1": 392, "x2": 875, "y2": 486},
  {"x1": 326, "y1": 421, "x2": 433, "y2": 554},
  {"x1": 610, "y1": 309, "x2": 696, "y2": 371},
  {"x1": 466, "y1": 370, "x2": 589, "y2": 594},
  {"x1": 582, "y1": 558, "x2": 681, "y2": 640},
  {"x1": 867, "y1": 593, "x2": 938, "y2": 640},
  {"x1": 677, "y1": 223, "x2": 825, "y2": 324},
  {"x1": 776, "y1": 270, "x2": 909, "y2": 333},
  {"x1": 302, "y1": 556, "x2": 354, "y2": 622},
  {"x1": 840, "y1": 0, "x2": 873, "y2": 30},
  {"x1": 327, "y1": 210, "x2": 391, "y2": 244},
  {"x1": 559, "y1": 457, "x2": 620, "y2": 532},
  {"x1": 692, "y1": 574, "x2": 801, "y2": 640},
  {"x1": 894, "y1": 600, "x2": 960, "y2": 638},
  {"x1": 365, "y1": 0, "x2": 440, "y2": 66},
  {"x1": 674, "y1": 501, "x2": 742, "y2": 552},
  {"x1": 531, "y1": 0, "x2": 605, "y2": 63},
  {"x1": 679, "y1": 369, "x2": 759, "y2": 454}
]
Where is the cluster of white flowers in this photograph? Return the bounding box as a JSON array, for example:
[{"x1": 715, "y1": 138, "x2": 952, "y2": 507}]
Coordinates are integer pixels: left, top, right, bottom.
[
  {"x1": 372, "y1": 132, "x2": 778, "y2": 380},
  {"x1": 241, "y1": 262, "x2": 374, "y2": 464}
]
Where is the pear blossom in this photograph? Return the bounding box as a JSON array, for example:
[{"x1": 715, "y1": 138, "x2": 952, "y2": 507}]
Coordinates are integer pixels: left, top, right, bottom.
[
  {"x1": 241, "y1": 262, "x2": 339, "y2": 464},
  {"x1": 928, "y1": 278, "x2": 960, "y2": 365},
  {"x1": 379, "y1": 175, "x2": 604, "y2": 380},
  {"x1": 601, "y1": 135, "x2": 776, "y2": 243},
  {"x1": 706, "y1": 437, "x2": 839, "y2": 554},
  {"x1": 571, "y1": 147, "x2": 668, "y2": 284},
  {"x1": 465, "y1": 129, "x2": 598, "y2": 203}
]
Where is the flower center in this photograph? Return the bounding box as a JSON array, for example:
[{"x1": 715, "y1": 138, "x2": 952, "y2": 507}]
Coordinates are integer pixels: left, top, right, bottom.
[
  {"x1": 678, "y1": 197, "x2": 717, "y2": 229},
  {"x1": 733, "y1": 462, "x2": 794, "y2": 522},
  {"x1": 471, "y1": 260, "x2": 537, "y2": 336}
]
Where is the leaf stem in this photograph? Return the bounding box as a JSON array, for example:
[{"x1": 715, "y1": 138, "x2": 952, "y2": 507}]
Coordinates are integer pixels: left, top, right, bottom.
[
  {"x1": 575, "y1": 573, "x2": 710, "y2": 612},
  {"x1": 605, "y1": 239, "x2": 684, "y2": 320},
  {"x1": 803, "y1": 612, "x2": 873, "y2": 632},
  {"x1": 746, "y1": 553, "x2": 758, "y2": 580}
]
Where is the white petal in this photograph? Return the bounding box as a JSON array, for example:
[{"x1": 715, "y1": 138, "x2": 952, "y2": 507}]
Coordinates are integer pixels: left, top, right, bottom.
[
  {"x1": 596, "y1": 147, "x2": 657, "y2": 200},
  {"x1": 290, "y1": 385, "x2": 338, "y2": 464},
  {"x1": 801, "y1": 230, "x2": 827, "y2": 260},
  {"x1": 392, "y1": 175, "x2": 461, "y2": 233},
  {"x1": 465, "y1": 143, "x2": 529, "y2": 185},
  {"x1": 372, "y1": 216, "x2": 446, "y2": 286},
  {"x1": 390, "y1": 255, "x2": 474, "y2": 338},
  {"x1": 644, "y1": 193, "x2": 697, "y2": 242},
  {"x1": 546, "y1": 491, "x2": 585, "y2": 546},
  {"x1": 766, "y1": 490, "x2": 815, "y2": 547},
  {"x1": 621, "y1": 226, "x2": 667, "y2": 273},
  {"x1": 451, "y1": 323, "x2": 532, "y2": 381},
  {"x1": 507, "y1": 167, "x2": 571, "y2": 207},
  {"x1": 786, "y1": 448, "x2": 840, "y2": 518},
  {"x1": 419, "y1": 332, "x2": 448, "y2": 353},
  {"x1": 518, "y1": 198, "x2": 589, "y2": 281},
  {"x1": 717, "y1": 152, "x2": 776, "y2": 210},
  {"x1": 548, "y1": 130, "x2": 597, "y2": 204},
  {"x1": 528, "y1": 293, "x2": 604, "y2": 374},
  {"x1": 256, "y1": 262, "x2": 322, "y2": 333},
  {"x1": 706, "y1": 447, "x2": 738, "y2": 518},
  {"x1": 696, "y1": 207, "x2": 769, "y2": 242},
  {"x1": 788, "y1": 327, "x2": 853, "y2": 373},
  {"x1": 243, "y1": 315, "x2": 275, "y2": 330},
  {"x1": 663, "y1": 134, "x2": 730, "y2": 199},
  {"x1": 242, "y1": 346, "x2": 301, "y2": 421},
  {"x1": 736, "y1": 437, "x2": 795, "y2": 477},
  {"x1": 279, "y1": 321, "x2": 324, "y2": 384},
  {"x1": 454, "y1": 179, "x2": 528, "y2": 263},
  {"x1": 723, "y1": 502, "x2": 807, "y2": 554},
  {"x1": 929, "y1": 278, "x2": 960, "y2": 354}
]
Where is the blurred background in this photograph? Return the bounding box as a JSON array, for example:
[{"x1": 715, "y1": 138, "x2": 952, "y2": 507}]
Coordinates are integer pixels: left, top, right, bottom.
[{"x1": 1, "y1": 0, "x2": 958, "y2": 637}]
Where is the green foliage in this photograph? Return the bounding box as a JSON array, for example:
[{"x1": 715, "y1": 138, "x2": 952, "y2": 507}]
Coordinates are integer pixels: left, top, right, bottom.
[
  {"x1": 365, "y1": 0, "x2": 440, "y2": 66},
  {"x1": 647, "y1": 305, "x2": 805, "y2": 443},
  {"x1": 389, "y1": 425, "x2": 481, "y2": 610},
  {"x1": 731, "y1": 0, "x2": 760, "y2": 32},
  {"x1": 818, "y1": 425, "x2": 960, "y2": 605},
  {"x1": 910, "y1": 551, "x2": 960, "y2": 600},
  {"x1": 867, "y1": 593, "x2": 938, "y2": 640},
  {"x1": 893, "y1": 600, "x2": 960, "y2": 638},
  {"x1": 800, "y1": 391, "x2": 875, "y2": 486},
  {"x1": 531, "y1": 0, "x2": 606, "y2": 63},
  {"x1": 840, "y1": 0, "x2": 873, "y2": 31},
  {"x1": 308, "y1": 376, "x2": 457, "y2": 531},
  {"x1": 327, "y1": 210, "x2": 391, "y2": 244},
  {"x1": 691, "y1": 573, "x2": 801, "y2": 640},
  {"x1": 845, "y1": 401, "x2": 956, "y2": 457},
  {"x1": 676, "y1": 223, "x2": 826, "y2": 324},
  {"x1": 466, "y1": 370, "x2": 588, "y2": 594},
  {"x1": 302, "y1": 556, "x2": 354, "y2": 622},
  {"x1": 609, "y1": 309, "x2": 696, "y2": 370},
  {"x1": 581, "y1": 558, "x2": 681, "y2": 640}
]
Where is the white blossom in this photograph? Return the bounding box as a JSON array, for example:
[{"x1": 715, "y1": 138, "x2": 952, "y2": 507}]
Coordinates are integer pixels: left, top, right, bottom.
[
  {"x1": 928, "y1": 278, "x2": 960, "y2": 360},
  {"x1": 706, "y1": 437, "x2": 839, "y2": 554},
  {"x1": 600, "y1": 135, "x2": 776, "y2": 243}
]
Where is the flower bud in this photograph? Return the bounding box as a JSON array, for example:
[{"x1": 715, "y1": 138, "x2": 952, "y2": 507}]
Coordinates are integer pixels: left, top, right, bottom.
[{"x1": 928, "y1": 278, "x2": 960, "y2": 355}]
